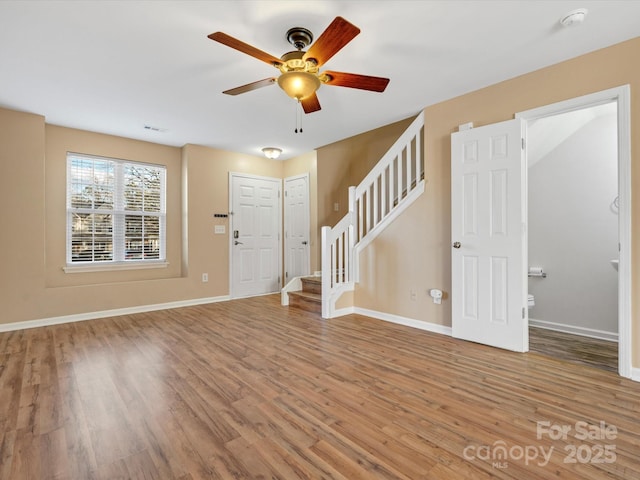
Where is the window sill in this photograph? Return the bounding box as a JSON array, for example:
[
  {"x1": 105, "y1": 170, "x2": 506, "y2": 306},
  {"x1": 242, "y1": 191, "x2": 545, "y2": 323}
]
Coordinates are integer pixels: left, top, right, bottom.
[{"x1": 63, "y1": 261, "x2": 169, "y2": 274}]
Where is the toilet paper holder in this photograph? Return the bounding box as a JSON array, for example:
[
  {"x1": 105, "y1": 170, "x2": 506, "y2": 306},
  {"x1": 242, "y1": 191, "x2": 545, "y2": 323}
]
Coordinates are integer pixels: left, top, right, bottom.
[{"x1": 528, "y1": 267, "x2": 547, "y2": 278}]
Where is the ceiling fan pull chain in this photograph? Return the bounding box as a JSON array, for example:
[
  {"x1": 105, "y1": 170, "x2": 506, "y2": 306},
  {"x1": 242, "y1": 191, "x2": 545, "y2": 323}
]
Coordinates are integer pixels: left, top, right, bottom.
[
  {"x1": 299, "y1": 102, "x2": 303, "y2": 133},
  {"x1": 294, "y1": 100, "x2": 303, "y2": 134}
]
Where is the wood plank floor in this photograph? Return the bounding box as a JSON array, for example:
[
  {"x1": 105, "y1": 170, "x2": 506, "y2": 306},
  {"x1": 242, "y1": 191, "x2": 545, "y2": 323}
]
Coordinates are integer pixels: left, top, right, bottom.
[
  {"x1": 1, "y1": 294, "x2": 639, "y2": 479},
  {"x1": 530, "y1": 327, "x2": 618, "y2": 373}
]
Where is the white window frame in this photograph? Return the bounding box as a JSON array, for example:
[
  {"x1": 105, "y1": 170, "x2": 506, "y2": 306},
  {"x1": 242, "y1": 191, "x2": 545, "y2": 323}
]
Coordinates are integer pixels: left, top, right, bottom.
[{"x1": 64, "y1": 152, "x2": 168, "y2": 273}]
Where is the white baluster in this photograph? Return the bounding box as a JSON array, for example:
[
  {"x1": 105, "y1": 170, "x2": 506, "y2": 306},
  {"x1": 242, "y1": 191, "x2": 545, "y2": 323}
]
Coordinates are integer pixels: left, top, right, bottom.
[{"x1": 397, "y1": 154, "x2": 403, "y2": 207}]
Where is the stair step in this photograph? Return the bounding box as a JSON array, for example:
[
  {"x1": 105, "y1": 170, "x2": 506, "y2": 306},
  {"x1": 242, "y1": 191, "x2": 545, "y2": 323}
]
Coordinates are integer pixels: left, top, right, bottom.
[
  {"x1": 300, "y1": 276, "x2": 322, "y2": 295},
  {"x1": 288, "y1": 290, "x2": 321, "y2": 314}
]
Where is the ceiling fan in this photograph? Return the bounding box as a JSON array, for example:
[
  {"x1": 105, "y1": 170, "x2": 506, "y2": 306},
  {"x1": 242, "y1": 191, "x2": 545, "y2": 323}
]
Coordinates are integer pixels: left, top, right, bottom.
[{"x1": 208, "y1": 16, "x2": 390, "y2": 114}]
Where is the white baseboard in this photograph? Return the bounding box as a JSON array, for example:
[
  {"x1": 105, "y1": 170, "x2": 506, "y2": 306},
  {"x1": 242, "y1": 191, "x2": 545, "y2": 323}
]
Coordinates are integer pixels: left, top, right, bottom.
[
  {"x1": 353, "y1": 307, "x2": 452, "y2": 336},
  {"x1": 332, "y1": 306, "x2": 355, "y2": 318},
  {"x1": 529, "y1": 318, "x2": 618, "y2": 342},
  {"x1": 0, "y1": 295, "x2": 231, "y2": 333},
  {"x1": 631, "y1": 368, "x2": 640, "y2": 382}
]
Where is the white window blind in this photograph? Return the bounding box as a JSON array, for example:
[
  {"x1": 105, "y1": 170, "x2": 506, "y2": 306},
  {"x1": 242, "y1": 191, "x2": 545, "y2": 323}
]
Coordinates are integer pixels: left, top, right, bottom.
[{"x1": 66, "y1": 153, "x2": 166, "y2": 265}]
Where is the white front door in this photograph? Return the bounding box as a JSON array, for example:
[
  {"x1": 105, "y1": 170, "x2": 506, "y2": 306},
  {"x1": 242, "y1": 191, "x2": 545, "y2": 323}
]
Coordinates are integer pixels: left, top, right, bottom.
[
  {"x1": 230, "y1": 173, "x2": 281, "y2": 298},
  {"x1": 284, "y1": 174, "x2": 310, "y2": 282},
  {"x1": 451, "y1": 118, "x2": 528, "y2": 352}
]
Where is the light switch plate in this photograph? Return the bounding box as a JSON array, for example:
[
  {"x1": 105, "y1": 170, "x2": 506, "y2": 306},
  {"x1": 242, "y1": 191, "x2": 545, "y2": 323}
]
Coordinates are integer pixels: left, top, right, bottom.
[{"x1": 214, "y1": 225, "x2": 225, "y2": 234}]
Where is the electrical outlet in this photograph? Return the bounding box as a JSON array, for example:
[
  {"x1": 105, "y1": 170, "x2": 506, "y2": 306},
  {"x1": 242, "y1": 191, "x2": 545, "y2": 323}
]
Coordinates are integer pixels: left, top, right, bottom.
[
  {"x1": 410, "y1": 289, "x2": 417, "y2": 301},
  {"x1": 202, "y1": 273, "x2": 208, "y2": 283}
]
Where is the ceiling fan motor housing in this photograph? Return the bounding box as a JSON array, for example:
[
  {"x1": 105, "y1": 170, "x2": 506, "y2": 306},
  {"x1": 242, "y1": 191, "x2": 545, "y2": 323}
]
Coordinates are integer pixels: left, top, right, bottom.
[
  {"x1": 286, "y1": 27, "x2": 313, "y2": 50},
  {"x1": 279, "y1": 50, "x2": 318, "y2": 74}
]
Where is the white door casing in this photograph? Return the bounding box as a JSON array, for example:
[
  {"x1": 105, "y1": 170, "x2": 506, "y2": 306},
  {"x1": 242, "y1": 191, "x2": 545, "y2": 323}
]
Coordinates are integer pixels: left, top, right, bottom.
[
  {"x1": 284, "y1": 174, "x2": 310, "y2": 282},
  {"x1": 451, "y1": 118, "x2": 528, "y2": 352},
  {"x1": 229, "y1": 173, "x2": 281, "y2": 298},
  {"x1": 516, "y1": 85, "x2": 632, "y2": 378}
]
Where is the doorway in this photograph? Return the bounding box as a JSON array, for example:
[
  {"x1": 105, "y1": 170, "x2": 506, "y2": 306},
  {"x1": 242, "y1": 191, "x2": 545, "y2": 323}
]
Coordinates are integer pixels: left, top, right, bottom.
[
  {"x1": 284, "y1": 174, "x2": 311, "y2": 282},
  {"x1": 526, "y1": 102, "x2": 618, "y2": 372},
  {"x1": 517, "y1": 86, "x2": 632, "y2": 377}
]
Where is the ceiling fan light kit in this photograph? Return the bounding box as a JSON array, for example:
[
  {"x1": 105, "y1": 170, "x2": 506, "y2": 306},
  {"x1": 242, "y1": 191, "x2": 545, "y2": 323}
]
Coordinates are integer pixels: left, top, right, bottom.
[
  {"x1": 277, "y1": 71, "x2": 321, "y2": 100},
  {"x1": 208, "y1": 16, "x2": 389, "y2": 115}
]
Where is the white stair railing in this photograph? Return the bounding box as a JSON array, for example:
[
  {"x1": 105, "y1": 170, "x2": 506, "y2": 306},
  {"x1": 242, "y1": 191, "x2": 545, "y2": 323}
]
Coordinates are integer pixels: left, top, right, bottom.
[{"x1": 321, "y1": 113, "x2": 425, "y2": 318}]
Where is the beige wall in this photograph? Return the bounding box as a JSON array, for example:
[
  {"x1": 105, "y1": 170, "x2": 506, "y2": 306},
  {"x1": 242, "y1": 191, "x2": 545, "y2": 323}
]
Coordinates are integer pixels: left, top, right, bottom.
[
  {"x1": 0, "y1": 114, "x2": 298, "y2": 324},
  {"x1": 0, "y1": 109, "x2": 46, "y2": 323},
  {"x1": 182, "y1": 144, "x2": 284, "y2": 296},
  {"x1": 2, "y1": 36, "x2": 639, "y2": 367},
  {"x1": 353, "y1": 36, "x2": 640, "y2": 366},
  {"x1": 316, "y1": 116, "x2": 415, "y2": 229},
  {"x1": 45, "y1": 125, "x2": 184, "y2": 287}
]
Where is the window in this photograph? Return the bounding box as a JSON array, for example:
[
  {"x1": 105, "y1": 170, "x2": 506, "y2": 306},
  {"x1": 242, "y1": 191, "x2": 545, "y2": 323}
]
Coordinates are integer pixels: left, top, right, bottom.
[{"x1": 66, "y1": 153, "x2": 166, "y2": 268}]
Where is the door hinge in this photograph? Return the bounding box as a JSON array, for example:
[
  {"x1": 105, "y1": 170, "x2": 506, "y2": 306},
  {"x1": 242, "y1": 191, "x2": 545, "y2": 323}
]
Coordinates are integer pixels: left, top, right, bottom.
[
  {"x1": 521, "y1": 138, "x2": 526, "y2": 150},
  {"x1": 285, "y1": 271, "x2": 288, "y2": 278},
  {"x1": 278, "y1": 276, "x2": 281, "y2": 283},
  {"x1": 522, "y1": 307, "x2": 525, "y2": 319}
]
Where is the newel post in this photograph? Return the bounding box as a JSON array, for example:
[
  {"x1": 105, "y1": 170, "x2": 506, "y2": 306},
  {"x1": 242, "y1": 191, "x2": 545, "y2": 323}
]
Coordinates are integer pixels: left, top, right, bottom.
[{"x1": 321, "y1": 225, "x2": 331, "y2": 318}]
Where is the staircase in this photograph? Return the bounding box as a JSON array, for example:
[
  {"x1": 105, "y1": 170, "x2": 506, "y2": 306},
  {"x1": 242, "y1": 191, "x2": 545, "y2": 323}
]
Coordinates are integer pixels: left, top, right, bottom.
[
  {"x1": 282, "y1": 113, "x2": 425, "y2": 318},
  {"x1": 286, "y1": 276, "x2": 322, "y2": 314}
]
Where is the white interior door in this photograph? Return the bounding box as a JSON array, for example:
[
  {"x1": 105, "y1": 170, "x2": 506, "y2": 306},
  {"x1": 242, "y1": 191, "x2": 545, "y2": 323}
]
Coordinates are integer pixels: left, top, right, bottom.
[
  {"x1": 230, "y1": 173, "x2": 281, "y2": 298},
  {"x1": 284, "y1": 174, "x2": 310, "y2": 282},
  {"x1": 451, "y1": 118, "x2": 528, "y2": 352}
]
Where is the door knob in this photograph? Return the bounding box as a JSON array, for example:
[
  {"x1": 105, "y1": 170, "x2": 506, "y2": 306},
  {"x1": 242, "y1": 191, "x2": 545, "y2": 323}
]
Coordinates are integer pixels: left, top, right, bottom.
[
  {"x1": 302, "y1": 241, "x2": 308, "y2": 245},
  {"x1": 453, "y1": 241, "x2": 461, "y2": 249},
  {"x1": 234, "y1": 240, "x2": 243, "y2": 245}
]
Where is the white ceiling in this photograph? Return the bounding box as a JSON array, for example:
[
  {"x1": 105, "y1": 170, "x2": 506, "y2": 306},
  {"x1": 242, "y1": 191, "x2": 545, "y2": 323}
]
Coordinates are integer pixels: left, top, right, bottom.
[{"x1": 1, "y1": 1, "x2": 639, "y2": 160}]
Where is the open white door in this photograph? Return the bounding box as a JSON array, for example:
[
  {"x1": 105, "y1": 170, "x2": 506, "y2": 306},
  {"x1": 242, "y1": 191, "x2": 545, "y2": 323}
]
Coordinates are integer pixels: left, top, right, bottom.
[
  {"x1": 451, "y1": 118, "x2": 528, "y2": 352},
  {"x1": 284, "y1": 174, "x2": 310, "y2": 282},
  {"x1": 230, "y1": 173, "x2": 281, "y2": 298}
]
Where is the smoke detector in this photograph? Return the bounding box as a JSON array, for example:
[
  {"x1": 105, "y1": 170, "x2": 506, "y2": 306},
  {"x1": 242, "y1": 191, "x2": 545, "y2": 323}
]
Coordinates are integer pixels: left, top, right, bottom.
[{"x1": 560, "y1": 8, "x2": 588, "y2": 27}]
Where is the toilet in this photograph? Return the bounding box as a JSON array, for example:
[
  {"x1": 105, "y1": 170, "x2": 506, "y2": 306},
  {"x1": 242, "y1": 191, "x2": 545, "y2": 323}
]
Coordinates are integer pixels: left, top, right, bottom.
[{"x1": 527, "y1": 293, "x2": 535, "y2": 309}]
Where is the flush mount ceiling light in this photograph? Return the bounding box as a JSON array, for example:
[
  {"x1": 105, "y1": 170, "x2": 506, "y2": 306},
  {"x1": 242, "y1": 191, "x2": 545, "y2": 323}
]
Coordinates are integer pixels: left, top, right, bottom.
[
  {"x1": 560, "y1": 8, "x2": 588, "y2": 27},
  {"x1": 261, "y1": 147, "x2": 282, "y2": 159}
]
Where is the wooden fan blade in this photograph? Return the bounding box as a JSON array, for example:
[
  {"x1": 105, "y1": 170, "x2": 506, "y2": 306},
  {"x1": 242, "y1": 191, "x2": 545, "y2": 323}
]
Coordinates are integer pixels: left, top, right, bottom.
[
  {"x1": 208, "y1": 32, "x2": 282, "y2": 67},
  {"x1": 303, "y1": 17, "x2": 360, "y2": 67},
  {"x1": 223, "y1": 78, "x2": 277, "y2": 96},
  {"x1": 322, "y1": 71, "x2": 390, "y2": 92},
  {"x1": 301, "y1": 93, "x2": 321, "y2": 114}
]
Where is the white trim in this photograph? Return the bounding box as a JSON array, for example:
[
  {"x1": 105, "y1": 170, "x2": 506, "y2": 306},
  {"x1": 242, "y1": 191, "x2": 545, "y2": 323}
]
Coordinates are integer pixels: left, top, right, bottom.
[
  {"x1": 529, "y1": 318, "x2": 618, "y2": 343},
  {"x1": 63, "y1": 261, "x2": 169, "y2": 273},
  {"x1": 631, "y1": 368, "x2": 640, "y2": 383},
  {"x1": 332, "y1": 306, "x2": 355, "y2": 317},
  {"x1": 0, "y1": 295, "x2": 231, "y2": 333},
  {"x1": 516, "y1": 85, "x2": 632, "y2": 379},
  {"x1": 354, "y1": 307, "x2": 453, "y2": 336}
]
